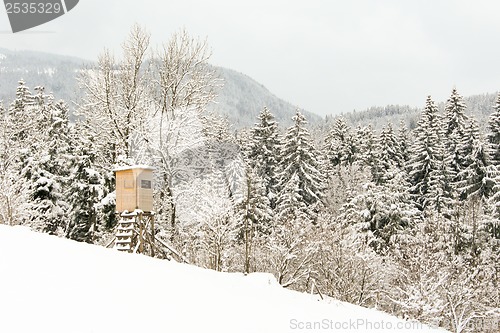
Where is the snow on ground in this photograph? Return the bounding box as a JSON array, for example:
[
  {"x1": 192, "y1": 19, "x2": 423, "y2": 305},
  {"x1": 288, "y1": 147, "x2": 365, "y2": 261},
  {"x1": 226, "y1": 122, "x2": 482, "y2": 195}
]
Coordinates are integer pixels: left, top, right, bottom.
[{"x1": 0, "y1": 225, "x2": 447, "y2": 333}]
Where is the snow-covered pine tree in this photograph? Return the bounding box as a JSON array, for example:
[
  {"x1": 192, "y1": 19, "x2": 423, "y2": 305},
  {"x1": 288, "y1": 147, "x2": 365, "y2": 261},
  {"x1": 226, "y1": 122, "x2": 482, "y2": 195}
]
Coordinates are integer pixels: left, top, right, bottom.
[
  {"x1": 246, "y1": 107, "x2": 281, "y2": 207},
  {"x1": 66, "y1": 136, "x2": 106, "y2": 243},
  {"x1": 0, "y1": 102, "x2": 19, "y2": 225},
  {"x1": 41, "y1": 92, "x2": 75, "y2": 231},
  {"x1": 45, "y1": 100, "x2": 72, "y2": 177},
  {"x1": 7, "y1": 80, "x2": 35, "y2": 143},
  {"x1": 427, "y1": 154, "x2": 455, "y2": 217},
  {"x1": 408, "y1": 96, "x2": 446, "y2": 210},
  {"x1": 444, "y1": 88, "x2": 468, "y2": 137},
  {"x1": 276, "y1": 110, "x2": 324, "y2": 220},
  {"x1": 443, "y1": 88, "x2": 468, "y2": 180},
  {"x1": 276, "y1": 172, "x2": 309, "y2": 221},
  {"x1": 337, "y1": 174, "x2": 420, "y2": 254},
  {"x1": 485, "y1": 95, "x2": 500, "y2": 234},
  {"x1": 372, "y1": 123, "x2": 403, "y2": 184},
  {"x1": 487, "y1": 174, "x2": 500, "y2": 238},
  {"x1": 20, "y1": 159, "x2": 65, "y2": 234},
  {"x1": 446, "y1": 116, "x2": 498, "y2": 259},
  {"x1": 1, "y1": 82, "x2": 38, "y2": 226},
  {"x1": 487, "y1": 93, "x2": 500, "y2": 166},
  {"x1": 426, "y1": 94, "x2": 457, "y2": 217},
  {"x1": 398, "y1": 120, "x2": 410, "y2": 164},
  {"x1": 456, "y1": 117, "x2": 496, "y2": 201},
  {"x1": 324, "y1": 117, "x2": 356, "y2": 170},
  {"x1": 95, "y1": 169, "x2": 117, "y2": 232},
  {"x1": 19, "y1": 88, "x2": 72, "y2": 235},
  {"x1": 355, "y1": 125, "x2": 376, "y2": 169}
]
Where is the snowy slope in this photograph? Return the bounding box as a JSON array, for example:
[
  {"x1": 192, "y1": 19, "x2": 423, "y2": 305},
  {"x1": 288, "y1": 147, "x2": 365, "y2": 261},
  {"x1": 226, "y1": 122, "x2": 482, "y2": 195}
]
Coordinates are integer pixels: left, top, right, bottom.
[{"x1": 0, "y1": 225, "x2": 446, "y2": 333}]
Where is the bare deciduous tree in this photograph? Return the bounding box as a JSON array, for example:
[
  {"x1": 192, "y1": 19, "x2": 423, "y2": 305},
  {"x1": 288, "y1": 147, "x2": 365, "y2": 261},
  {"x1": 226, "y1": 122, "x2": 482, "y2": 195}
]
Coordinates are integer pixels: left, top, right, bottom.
[{"x1": 79, "y1": 24, "x2": 151, "y2": 164}]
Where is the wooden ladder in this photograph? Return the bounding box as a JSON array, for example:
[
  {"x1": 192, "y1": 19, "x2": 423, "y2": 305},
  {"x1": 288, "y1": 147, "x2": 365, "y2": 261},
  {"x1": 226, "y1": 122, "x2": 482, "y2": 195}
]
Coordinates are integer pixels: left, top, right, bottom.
[{"x1": 114, "y1": 215, "x2": 135, "y2": 252}]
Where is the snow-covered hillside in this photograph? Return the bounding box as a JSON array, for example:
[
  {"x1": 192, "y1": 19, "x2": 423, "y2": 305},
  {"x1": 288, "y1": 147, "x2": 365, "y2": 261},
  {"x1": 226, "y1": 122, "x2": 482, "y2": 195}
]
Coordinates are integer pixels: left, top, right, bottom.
[{"x1": 0, "y1": 225, "x2": 445, "y2": 333}]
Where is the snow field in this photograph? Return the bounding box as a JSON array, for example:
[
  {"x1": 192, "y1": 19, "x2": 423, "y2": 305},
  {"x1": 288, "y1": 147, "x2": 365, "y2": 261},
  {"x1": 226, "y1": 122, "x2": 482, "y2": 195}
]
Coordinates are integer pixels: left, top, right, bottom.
[{"x1": 0, "y1": 225, "x2": 446, "y2": 333}]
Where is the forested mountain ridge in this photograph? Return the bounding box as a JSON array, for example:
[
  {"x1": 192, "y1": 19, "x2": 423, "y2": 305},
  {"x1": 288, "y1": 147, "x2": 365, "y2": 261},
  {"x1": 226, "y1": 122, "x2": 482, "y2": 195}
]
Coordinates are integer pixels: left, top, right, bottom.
[
  {"x1": 0, "y1": 47, "x2": 82, "y2": 110},
  {"x1": 0, "y1": 47, "x2": 497, "y2": 131},
  {"x1": 0, "y1": 47, "x2": 320, "y2": 127},
  {"x1": 328, "y1": 92, "x2": 498, "y2": 132}
]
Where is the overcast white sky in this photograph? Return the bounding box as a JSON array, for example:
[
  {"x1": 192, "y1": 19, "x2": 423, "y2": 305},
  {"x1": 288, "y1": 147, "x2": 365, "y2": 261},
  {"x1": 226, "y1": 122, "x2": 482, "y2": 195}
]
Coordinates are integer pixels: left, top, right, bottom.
[{"x1": 1, "y1": 0, "x2": 500, "y2": 116}]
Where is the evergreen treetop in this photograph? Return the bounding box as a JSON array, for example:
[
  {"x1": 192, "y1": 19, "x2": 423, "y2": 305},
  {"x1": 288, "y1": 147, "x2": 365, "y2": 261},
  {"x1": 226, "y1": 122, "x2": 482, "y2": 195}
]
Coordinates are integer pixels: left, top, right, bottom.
[
  {"x1": 277, "y1": 110, "x2": 324, "y2": 215},
  {"x1": 408, "y1": 96, "x2": 445, "y2": 210},
  {"x1": 247, "y1": 107, "x2": 281, "y2": 204}
]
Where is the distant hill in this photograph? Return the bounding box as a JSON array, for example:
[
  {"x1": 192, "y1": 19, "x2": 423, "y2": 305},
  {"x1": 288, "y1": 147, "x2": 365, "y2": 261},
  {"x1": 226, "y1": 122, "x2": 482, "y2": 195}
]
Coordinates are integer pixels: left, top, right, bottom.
[
  {"x1": 3, "y1": 47, "x2": 494, "y2": 132},
  {"x1": 327, "y1": 93, "x2": 498, "y2": 132},
  {"x1": 211, "y1": 67, "x2": 321, "y2": 127},
  {"x1": 0, "y1": 47, "x2": 321, "y2": 128},
  {"x1": 0, "y1": 47, "x2": 83, "y2": 109}
]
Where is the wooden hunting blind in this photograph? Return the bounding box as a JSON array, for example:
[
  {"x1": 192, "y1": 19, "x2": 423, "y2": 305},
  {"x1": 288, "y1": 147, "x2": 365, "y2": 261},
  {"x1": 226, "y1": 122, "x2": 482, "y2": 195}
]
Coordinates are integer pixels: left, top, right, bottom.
[
  {"x1": 114, "y1": 165, "x2": 154, "y2": 213},
  {"x1": 110, "y1": 165, "x2": 187, "y2": 262}
]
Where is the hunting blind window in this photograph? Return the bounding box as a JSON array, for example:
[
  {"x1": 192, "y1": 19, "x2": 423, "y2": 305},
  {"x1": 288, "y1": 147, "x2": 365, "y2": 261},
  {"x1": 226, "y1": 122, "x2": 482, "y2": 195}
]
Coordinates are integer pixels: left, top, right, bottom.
[{"x1": 141, "y1": 180, "x2": 152, "y2": 189}]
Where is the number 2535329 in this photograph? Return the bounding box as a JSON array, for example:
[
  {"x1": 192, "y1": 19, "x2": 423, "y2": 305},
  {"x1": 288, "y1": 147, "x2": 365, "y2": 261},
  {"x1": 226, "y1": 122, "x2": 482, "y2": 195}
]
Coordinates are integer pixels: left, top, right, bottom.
[{"x1": 5, "y1": 2, "x2": 63, "y2": 14}]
